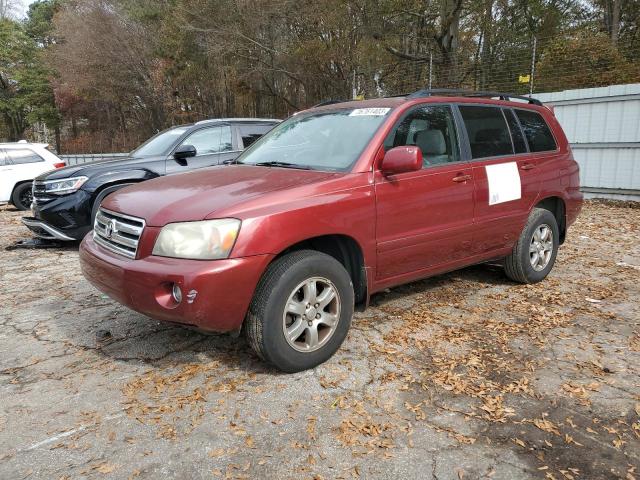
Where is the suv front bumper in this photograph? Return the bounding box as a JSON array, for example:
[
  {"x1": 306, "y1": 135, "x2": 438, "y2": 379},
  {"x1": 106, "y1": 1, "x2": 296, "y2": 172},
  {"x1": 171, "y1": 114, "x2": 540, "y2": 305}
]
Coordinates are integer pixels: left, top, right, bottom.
[
  {"x1": 28, "y1": 188, "x2": 94, "y2": 241},
  {"x1": 79, "y1": 233, "x2": 274, "y2": 332},
  {"x1": 22, "y1": 217, "x2": 76, "y2": 241}
]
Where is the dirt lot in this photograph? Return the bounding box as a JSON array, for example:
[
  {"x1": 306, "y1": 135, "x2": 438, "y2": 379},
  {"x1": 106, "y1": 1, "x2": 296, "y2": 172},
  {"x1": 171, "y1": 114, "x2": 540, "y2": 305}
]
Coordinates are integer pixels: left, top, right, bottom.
[{"x1": 0, "y1": 201, "x2": 638, "y2": 480}]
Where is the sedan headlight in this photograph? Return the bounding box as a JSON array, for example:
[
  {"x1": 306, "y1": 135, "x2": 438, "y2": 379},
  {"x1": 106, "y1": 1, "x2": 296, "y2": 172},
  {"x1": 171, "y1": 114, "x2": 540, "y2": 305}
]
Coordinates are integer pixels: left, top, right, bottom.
[
  {"x1": 152, "y1": 219, "x2": 241, "y2": 260},
  {"x1": 44, "y1": 176, "x2": 88, "y2": 195}
]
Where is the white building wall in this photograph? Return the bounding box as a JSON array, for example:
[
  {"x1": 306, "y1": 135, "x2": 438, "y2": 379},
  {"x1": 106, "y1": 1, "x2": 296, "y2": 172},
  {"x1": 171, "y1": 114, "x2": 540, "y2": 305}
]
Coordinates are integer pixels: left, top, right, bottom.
[{"x1": 536, "y1": 84, "x2": 640, "y2": 200}]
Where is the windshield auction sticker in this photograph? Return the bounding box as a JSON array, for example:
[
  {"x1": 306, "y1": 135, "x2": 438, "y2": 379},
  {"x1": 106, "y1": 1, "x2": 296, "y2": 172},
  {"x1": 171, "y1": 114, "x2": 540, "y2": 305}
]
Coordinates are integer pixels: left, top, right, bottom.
[
  {"x1": 349, "y1": 108, "x2": 391, "y2": 116},
  {"x1": 486, "y1": 162, "x2": 522, "y2": 205}
]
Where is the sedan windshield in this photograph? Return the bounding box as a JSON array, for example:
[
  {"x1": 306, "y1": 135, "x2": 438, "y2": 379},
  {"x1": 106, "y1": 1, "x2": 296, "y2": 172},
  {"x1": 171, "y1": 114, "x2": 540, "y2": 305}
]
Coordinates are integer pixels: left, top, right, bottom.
[
  {"x1": 131, "y1": 127, "x2": 189, "y2": 157},
  {"x1": 237, "y1": 107, "x2": 392, "y2": 171}
]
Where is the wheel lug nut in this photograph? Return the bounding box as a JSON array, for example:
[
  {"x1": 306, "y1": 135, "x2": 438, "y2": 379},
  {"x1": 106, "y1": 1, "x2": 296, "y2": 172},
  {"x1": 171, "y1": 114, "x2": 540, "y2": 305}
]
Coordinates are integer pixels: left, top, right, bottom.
[
  {"x1": 314, "y1": 303, "x2": 319, "y2": 308},
  {"x1": 316, "y1": 314, "x2": 321, "y2": 319}
]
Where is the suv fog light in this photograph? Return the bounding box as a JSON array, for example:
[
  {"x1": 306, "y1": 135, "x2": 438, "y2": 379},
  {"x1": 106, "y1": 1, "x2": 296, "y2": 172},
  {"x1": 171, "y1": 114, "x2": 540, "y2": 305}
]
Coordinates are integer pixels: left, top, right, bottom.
[{"x1": 172, "y1": 284, "x2": 183, "y2": 304}]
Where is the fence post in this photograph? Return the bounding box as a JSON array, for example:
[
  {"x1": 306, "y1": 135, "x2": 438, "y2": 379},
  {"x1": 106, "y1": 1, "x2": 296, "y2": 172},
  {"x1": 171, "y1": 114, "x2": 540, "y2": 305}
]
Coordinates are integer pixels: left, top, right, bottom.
[
  {"x1": 428, "y1": 52, "x2": 433, "y2": 89},
  {"x1": 529, "y1": 37, "x2": 537, "y2": 96}
]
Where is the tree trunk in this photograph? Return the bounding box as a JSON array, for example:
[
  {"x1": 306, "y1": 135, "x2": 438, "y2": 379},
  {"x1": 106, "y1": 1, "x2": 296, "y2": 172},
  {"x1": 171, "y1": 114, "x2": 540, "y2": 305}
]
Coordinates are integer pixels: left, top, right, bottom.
[
  {"x1": 611, "y1": 0, "x2": 621, "y2": 44},
  {"x1": 55, "y1": 125, "x2": 61, "y2": 154},
  {"x1": 480, "y1": 0, "x2": 494, "y2": 89},
  {"x1": 436, "y1": 0, "x2": 463, "y2": 87}
]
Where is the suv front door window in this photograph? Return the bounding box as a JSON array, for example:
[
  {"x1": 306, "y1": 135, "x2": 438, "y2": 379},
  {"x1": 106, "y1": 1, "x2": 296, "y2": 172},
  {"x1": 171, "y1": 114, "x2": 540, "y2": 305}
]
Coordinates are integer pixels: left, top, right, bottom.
[
  {"x1": 375, "y1": 104, "x2": 475, "y2": 278},
  {"x1": 167, "y1": 125, "x2": 234, "y2": 173}
]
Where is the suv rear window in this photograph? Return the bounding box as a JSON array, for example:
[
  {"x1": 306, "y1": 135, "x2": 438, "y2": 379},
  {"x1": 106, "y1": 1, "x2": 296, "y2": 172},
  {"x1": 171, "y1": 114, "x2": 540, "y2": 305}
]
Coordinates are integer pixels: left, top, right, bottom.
[
  {"x1": 239, "y1": 124, "x2": 273, "y2": 148},
  {"x1": 504, "y1": 109, "x2": 528, "y2": 154},
  {"x1": 515, "y1": 109, "x2": 557, "y2": 152},
  {"x1": 458, "y1": 106, "x2": 513, "y2": 159},
  {"x1": 6, "y1": 149, "x2": 44, "y2": 164}
]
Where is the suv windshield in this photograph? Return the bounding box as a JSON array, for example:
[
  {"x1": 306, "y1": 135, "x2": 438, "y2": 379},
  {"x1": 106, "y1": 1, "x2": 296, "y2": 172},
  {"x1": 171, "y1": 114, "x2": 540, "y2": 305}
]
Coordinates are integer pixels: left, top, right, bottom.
[
  {"x1": 237, "y1": 108, "x2": 392, "y2": 171},
  {"x1": 131, "y1": 127, "x2": 189, "y2": 157}
]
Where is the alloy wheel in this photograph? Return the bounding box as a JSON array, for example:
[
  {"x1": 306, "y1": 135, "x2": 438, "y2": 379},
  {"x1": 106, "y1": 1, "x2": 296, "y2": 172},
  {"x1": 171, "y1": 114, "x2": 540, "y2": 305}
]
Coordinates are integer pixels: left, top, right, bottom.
[
  {"x1": 529, "y1": 224, "x2": 553, "y2": 271},
  {"x1": 282, "y1": 276, "x2": 341, "y2": 353}
]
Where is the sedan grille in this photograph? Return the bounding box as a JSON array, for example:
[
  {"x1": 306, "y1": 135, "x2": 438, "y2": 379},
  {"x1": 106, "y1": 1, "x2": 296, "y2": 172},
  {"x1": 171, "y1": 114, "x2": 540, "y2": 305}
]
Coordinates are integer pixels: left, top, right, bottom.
[{"x1": 93, "y1": 208, "x2": 145, "y2": 259}]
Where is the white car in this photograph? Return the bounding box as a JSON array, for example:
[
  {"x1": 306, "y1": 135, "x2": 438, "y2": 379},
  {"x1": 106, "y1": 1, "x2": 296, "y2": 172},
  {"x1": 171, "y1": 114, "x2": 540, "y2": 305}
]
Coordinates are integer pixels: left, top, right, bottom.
[{"x1": 0, "y1": 142, "x2": 66, "y2": 211}]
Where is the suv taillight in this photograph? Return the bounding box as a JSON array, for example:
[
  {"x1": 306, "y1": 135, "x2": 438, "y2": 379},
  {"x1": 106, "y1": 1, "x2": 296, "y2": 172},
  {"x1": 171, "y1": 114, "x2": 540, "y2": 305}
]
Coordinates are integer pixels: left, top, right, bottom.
[{"x1": 53, "y1": 162, "x2": 66, "y2": 168}]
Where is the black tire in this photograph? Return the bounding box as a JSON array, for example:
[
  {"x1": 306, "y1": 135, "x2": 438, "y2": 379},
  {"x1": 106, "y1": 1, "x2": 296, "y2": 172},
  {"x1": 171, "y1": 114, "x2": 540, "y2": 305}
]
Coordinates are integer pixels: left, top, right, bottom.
[
  {"x1": 504, "y1": 207, "x2": 560, "y2": 284},
  {"x1": 245, "y1": 250, "x2": 354, "y2": 373},
  {"x1": 11, "y1": 182, "x2": 33, "y2": 211}
]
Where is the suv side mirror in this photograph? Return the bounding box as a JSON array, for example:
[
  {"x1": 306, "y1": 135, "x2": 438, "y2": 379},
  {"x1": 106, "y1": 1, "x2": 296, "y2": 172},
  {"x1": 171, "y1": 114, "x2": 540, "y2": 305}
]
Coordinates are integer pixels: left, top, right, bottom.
[
  {"x1": 380, "y1": 146, "x2": 422, "y2": 175},
  {"x1": 174, "y1": 144, "x2": 197, "y2": 160}
]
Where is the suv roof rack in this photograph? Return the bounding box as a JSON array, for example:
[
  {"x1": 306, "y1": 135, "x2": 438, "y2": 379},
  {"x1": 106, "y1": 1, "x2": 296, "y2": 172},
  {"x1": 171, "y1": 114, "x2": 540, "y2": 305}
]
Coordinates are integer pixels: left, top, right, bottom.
[
  {"x1": 406, "y1": 88, "x2": 543, "y2": 106},
  {"x1": 194, "y1": 118, "x2": 280, "y2": 125},
  {"x1": 313, "y1": 99, "x2": 345, "y2": 108}
]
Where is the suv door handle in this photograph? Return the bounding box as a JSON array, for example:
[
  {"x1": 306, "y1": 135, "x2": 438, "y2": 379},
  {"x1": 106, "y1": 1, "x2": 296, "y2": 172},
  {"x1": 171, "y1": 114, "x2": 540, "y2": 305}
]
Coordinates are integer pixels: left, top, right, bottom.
[
  {"x1": 452, "y1": 174, "x2": 472, "y2": 183},
  {"x1": 520, "y1": 163, "x2": 536, "y2": 171}
]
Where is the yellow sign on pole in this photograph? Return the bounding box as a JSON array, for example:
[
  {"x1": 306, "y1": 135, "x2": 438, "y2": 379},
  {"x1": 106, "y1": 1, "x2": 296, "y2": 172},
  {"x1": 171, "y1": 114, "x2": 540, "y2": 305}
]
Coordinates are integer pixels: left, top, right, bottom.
[{"x1": 519, "y1": 74, "x2": 531, "y2": 84}]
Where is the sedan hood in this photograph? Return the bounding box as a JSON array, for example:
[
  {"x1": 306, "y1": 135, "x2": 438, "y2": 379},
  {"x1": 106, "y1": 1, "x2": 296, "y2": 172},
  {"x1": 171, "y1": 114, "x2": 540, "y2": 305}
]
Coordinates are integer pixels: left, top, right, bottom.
[{"x1": 102, "y1": 165, "x2": 337, "y2": 226}]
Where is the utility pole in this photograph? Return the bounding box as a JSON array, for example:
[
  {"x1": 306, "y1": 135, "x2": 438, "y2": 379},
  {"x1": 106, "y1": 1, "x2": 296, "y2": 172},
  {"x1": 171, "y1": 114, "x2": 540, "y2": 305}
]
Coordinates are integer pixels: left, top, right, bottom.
[
  {"x1": 529, "y1": 37, "x2": 537, "y2": 96},
  {"x1": 429, "y1": 52, "x2": 433, "y2": 89}
]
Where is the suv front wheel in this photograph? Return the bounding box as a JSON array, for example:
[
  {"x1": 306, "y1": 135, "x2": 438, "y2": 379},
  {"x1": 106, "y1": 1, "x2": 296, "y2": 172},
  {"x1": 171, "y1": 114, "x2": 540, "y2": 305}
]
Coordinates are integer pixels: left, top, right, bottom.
[
  {"x1": 245, "y1": 250, "x2": 354, "y2": 372},
  {"x1": 504, "y1": 207, "x2": 560, "y2": 284}
]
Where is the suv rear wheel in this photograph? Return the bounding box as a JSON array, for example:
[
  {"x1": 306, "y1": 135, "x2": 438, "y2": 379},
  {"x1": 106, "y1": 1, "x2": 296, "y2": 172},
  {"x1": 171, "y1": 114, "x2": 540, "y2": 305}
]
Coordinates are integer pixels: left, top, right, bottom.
[
  {"x1": 504, "y1": 207, "x2": 559, "y2": 284},
  {"x1": 11, "y1": 182, "x2": 33, "y2": 211},
  {"x1": 245, "y1": 250, "x2": 354, "y2": 372}
]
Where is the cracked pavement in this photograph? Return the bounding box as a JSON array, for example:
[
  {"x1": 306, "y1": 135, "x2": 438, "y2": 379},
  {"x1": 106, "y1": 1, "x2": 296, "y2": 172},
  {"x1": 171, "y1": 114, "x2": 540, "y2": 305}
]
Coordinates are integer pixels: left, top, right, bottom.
[{"x1": 0, "y1": 201, "x2": 639, "y2": 479}]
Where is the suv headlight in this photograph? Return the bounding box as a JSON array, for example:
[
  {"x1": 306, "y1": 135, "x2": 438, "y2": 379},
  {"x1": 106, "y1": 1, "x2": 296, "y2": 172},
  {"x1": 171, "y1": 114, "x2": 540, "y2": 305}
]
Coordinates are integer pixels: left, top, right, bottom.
[
  {"x1": 44, "y1": 176, "x2": 89, "y2": 195},
  {"x1": 152, "y1": 219, "x2": 241, "y2": 260}
]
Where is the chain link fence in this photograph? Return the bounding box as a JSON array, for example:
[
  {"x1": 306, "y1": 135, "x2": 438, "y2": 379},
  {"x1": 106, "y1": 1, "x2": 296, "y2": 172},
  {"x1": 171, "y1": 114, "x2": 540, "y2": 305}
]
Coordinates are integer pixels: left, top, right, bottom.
[{"x1": 353, "y1": 34, "x2": 639, "y2": 100}]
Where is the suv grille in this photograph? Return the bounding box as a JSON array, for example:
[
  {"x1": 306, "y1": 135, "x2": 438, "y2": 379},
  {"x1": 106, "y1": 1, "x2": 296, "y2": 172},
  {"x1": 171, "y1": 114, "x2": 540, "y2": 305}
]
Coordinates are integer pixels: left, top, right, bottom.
[
  {"x1": 93, "y1": 208, "x2": 145, "y2": 259},
  {"x1": 32, "y1": 181, "x2": 55, "y2": 204}
]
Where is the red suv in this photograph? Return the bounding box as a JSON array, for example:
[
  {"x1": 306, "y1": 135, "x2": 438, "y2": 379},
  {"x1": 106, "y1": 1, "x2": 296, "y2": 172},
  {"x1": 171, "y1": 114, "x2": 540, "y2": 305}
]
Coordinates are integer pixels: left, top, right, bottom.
[{"x1": 79, "y1": 90, "x2": 582, "y2": 372}]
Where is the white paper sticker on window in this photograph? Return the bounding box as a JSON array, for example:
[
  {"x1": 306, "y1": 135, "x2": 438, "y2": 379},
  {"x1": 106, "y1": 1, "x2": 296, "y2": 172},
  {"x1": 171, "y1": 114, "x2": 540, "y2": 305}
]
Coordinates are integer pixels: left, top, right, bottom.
[
  {"x1": 349, "y1": 108, "x2": 390, "y2": 116},
  {"x1": 486, "y1": 162, "x2": 521, "y2": 205}
]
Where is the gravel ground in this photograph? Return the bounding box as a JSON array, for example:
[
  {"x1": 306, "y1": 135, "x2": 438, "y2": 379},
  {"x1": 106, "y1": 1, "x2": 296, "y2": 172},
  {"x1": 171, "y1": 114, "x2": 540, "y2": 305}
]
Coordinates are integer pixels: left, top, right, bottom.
[{"x1": 0, "y1": 201, "x2": 639, "y2": 480}]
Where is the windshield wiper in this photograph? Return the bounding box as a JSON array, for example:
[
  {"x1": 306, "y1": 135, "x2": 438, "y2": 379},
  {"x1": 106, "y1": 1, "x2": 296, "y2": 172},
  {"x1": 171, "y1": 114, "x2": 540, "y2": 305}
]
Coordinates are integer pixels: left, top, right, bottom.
[{"x1": 253, "y1": 161, "x2": 311, "y2": 170}]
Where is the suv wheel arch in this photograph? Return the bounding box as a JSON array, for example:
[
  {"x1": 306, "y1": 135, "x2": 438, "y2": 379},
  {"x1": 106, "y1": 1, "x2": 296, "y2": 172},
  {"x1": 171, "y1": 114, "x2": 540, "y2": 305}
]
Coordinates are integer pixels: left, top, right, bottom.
[
  {"x1": 90, "y1": 182, "x2": 137, "y2": 225},
  {"x1": 535, "y1": 197, "x2": 566, "y2": 244},
  {"x1": 270, "y1": 234, "x2": 368, "y2": 309}
]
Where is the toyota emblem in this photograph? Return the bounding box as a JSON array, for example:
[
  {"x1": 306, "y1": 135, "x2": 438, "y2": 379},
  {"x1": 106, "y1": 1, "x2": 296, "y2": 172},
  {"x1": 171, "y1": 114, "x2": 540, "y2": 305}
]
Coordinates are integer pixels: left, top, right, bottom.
[{"x1": 105, "y1": 219, "x2": 117, "y2": 239}]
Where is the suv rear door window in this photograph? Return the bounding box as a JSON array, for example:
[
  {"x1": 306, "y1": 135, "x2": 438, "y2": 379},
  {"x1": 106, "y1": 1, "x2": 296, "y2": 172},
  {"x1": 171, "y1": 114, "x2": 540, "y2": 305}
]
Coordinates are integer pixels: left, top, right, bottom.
[
  {"x1": 515, "y1": 109, "x2": 557, "y2": 152},
  {"x1": 459, "y1": 106, "x2": 514, "y2": 159},
  {"x1": 239, "y1": 124, "x2": 273, "y2": 148},
  {"x1": 385, "y1": 105, "x2": 460, "y2": 167},
  {"x1": 504, "y1": 109, "x2": 528, "y2": 154},
  {"x1": 180, "y1": 126, "x2": 233, "y2": 155},
  {"x1": 6, "y1": 149, "x2": 44, "y2": 164}
]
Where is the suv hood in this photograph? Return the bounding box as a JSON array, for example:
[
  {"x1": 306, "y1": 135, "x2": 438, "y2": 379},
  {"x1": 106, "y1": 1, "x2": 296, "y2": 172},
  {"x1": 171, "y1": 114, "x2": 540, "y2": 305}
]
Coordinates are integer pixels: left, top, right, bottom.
[
  {"x1": 36, "y1": 155, "x2": 151, "y2": 181},
  {"x1": 101, "y1": 165, "x2": 338, "y2": 226}
]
